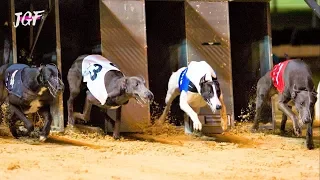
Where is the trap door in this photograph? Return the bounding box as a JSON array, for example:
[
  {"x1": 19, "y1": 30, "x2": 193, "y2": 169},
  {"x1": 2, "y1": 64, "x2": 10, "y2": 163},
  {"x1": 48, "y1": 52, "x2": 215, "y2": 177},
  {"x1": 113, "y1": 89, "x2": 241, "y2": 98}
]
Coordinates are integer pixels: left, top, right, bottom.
[
  {"x1": 100, "y1": 0, "x2": 149, "y2": 132},
  {"x1": 184, "y1": 0, "x2": 234, "y2": 133},
  {"x1": 229, "y1": 1, "x2": 273, "y2": 129},
  {"x1": 145, "y1": 0, "x2": 187, "y2": 125}
]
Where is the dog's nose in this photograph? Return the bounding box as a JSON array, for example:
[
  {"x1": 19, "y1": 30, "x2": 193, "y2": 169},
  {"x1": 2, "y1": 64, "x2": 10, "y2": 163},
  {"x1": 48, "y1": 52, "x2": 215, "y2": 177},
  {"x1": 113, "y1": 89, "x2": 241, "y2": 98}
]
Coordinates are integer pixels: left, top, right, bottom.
[
  {"x1": 59, "y1": 84, "x2": 65, "y2": 91},
  {"x1": 216, "y1": 104, "x2": 222, "y2": 110},
  {"x1": 148, "y1": 93, "x2": 154, "y2": 101}
]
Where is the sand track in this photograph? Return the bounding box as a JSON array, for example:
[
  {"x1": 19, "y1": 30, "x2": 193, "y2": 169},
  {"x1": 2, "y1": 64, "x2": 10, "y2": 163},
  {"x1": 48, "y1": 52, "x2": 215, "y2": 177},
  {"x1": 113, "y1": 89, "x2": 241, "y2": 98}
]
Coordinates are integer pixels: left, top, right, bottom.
[{"x1": 0, "y1": 122, "x2": 319, "y2": 180}]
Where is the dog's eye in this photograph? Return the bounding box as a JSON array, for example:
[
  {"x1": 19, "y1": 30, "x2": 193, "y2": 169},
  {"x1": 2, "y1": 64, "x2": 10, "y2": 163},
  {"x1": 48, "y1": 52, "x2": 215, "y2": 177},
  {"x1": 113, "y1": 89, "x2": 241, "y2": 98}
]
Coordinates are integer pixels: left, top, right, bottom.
[
  {"x1": 300, "y1": 102, "x2": 304, "y2": 106},
  {"x1": 136, "y1": 82, "x2": 139, "y2": 87}
]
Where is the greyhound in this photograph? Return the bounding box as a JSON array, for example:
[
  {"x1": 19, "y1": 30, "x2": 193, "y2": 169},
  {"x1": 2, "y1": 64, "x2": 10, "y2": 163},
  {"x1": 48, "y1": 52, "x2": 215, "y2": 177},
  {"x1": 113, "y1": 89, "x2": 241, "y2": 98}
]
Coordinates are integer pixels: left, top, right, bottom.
[
  {"x1": 252, "y1": 59, "x2": 318, "y2": 149},
  {"x1": 160, "y1": 61, "x2": 228, "y2": 134},
  {"x1": 67, "y1": 54, "x2": 154, "y2": 139},
  {"x1": 0, "y1": 63, "x2": 64, "y2": 141}
]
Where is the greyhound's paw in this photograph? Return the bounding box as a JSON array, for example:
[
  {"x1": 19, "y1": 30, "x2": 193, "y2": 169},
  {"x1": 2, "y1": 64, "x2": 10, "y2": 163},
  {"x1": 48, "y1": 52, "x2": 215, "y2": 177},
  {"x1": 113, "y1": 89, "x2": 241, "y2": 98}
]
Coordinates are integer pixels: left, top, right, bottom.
[
  {"x1": 39, "y1": 136, "x2": 47, "y2": 142},
  {"x1": 306, "y1": 141, "x2": 314, "y2": 150},
  {"x1": 112, "y1": 133, "x2": 121, "y2": 140},
  {"x1": 280, "y1": 129, "x2": 287, "y2": 136},
  {"x1": 250, "y1": 126, "x2": 259, "y2": 133},
  {"x1": 293, "y1": 127, "x2": 302, "y2": 137},
  {"x1": 222, "y1": 124, "x2": 229, "y2": 132},
  {"x1": 193, "y1": 121, "x2": 202, "y2": 131}
]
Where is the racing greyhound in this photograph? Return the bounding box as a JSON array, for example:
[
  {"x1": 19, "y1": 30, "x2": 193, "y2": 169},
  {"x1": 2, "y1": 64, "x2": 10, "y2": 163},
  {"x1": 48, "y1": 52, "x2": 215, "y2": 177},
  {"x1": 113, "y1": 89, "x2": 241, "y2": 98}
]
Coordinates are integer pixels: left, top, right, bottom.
[
  {"x1": 160, "y1": 61, "x2": 228, "y2": 134},
  {"x1": 253, "y1": 59, "x2": 318, "y2": 149},
  {"x1": 0, "y1": 63, "x2": 64, "y2": 141},
  {"x1": 67, "y1": 55, "x2": 154, "y2": 139}
]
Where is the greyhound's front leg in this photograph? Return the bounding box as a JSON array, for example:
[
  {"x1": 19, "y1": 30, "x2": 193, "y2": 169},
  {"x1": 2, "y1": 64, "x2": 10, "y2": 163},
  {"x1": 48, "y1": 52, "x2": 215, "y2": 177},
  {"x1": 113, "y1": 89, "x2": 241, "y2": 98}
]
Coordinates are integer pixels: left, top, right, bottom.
[
  {"x1": 278, "y1": 100, "x2": 301, "y2": 136},
  {"x1": 39, "y1": 106, "x2": 52, "y2": 142},
  {"x1": 219, "y1": 93, "x2": 228, "y2": 131},
  {"x1": 179, "y1": 92, "x2": 202, "y2": 132},
  {"x1": 280, "y1": 106, "x2": 292, "y2": 133},
  {"x1": 8, "y1": 114, "x2": 19, "y2": 138},
  {"x1": 306, "y1": 109, "x2": 315, "y2": 150},
  {"x1": 9, "y1": 104, "x2": 34, "y2": 134},
  {"x1": 103, "y1": 108, "x2": 121, "y2": 140},
  {"x1": 73, "y1": 91, "x2": 93, "y2": 122},
  {"x1": 113, "y1": 107, "x2": 122, "y2": 139},
  {"x1": 306, "y1": 121, "x2": 314, "y2": 150}
]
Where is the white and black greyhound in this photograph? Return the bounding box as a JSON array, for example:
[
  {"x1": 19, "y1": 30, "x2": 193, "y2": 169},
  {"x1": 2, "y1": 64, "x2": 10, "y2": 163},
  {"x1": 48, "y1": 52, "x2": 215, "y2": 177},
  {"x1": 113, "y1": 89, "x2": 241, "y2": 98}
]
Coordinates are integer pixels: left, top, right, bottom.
[{"x1": 160, "y1": 61, "x2": 228, "y2": 134}]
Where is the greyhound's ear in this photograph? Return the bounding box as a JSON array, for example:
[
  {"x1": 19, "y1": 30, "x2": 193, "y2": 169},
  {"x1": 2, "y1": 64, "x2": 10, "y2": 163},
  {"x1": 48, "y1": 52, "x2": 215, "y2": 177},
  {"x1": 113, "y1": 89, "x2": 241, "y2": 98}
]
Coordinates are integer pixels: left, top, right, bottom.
[
  {"x1": 291, "y1": 91, "x2": 297, "y2": 99},
  {"x1": 120, "y1": 78, "x2": 128, "y2": 92},
  {"x1": 199, "y1": 75, "x2": 206, "y2": 85},
  {"x1": 291, "y1": 84, "x2": 299, "y2": 99},
  {"x1": 37, "y1": 71, "x2": 44, "y2": 84},
  {"x1": 38, "y1": 64, "x2": 45, "y2": 71},
  {"x1": 312, "y1": 91, "x2": 318, "y2": 97},
  {"x1": 137, "y1": 75, "x2": 146, "y2": 84}
]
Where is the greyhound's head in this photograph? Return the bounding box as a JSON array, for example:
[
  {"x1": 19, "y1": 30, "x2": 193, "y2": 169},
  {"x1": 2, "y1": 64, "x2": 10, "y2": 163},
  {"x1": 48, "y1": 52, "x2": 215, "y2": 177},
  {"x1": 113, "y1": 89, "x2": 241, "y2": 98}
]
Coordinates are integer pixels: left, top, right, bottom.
[
  {"x1": 199, "y1": 75, "x2": 222, "y2": 112},
  {"x1": 38, "y1": 64, "x2": 64, "y2": 97},
  {"x1": 292, "y1": 85, "x2": 318, "y2": 124},
  {"x1": 121, "y1": 76, "x2": 154, "y2": 105}
]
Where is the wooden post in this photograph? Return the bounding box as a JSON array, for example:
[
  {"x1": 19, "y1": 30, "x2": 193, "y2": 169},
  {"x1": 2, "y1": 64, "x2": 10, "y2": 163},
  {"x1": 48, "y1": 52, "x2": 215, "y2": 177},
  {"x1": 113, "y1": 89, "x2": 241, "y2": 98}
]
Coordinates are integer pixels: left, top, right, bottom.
[
  {"x1": 315, "y1": 82, "x2": 320, "y2": 122},
  {"x1": 10, "y1": 0, "x2": 17, "y2": 64},
  {"x1": 29, "y1": 2, "x2": 34, "y2": 50},
  {"x1": 51, "y1": 0, "x2": 64, "y2": 132},
  {"x1": 266, "y1": 2, "x2": 277, "y2": 130}
]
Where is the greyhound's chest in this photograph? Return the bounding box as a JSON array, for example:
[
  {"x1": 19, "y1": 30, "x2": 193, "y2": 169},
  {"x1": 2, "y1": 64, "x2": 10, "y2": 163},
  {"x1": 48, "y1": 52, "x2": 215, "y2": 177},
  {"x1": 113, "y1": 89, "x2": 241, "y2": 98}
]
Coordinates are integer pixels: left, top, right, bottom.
[
  {"x1": 102, "y1": 96, "x2": 129, "y2": 109},
  {"x1": 23, "y1": 99, "x2": 44, "y2": 114},
  {"x1": 186, "y1": 92, "x2": 207, "y2": 107}
]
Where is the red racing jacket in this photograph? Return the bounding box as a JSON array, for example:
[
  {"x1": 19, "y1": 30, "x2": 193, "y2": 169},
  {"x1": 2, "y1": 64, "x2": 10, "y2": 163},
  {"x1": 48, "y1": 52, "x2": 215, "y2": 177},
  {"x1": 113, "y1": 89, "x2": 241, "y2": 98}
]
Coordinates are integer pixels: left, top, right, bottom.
[{"x1": 270, "y1": 60, "x2": 291, "y2": 93}]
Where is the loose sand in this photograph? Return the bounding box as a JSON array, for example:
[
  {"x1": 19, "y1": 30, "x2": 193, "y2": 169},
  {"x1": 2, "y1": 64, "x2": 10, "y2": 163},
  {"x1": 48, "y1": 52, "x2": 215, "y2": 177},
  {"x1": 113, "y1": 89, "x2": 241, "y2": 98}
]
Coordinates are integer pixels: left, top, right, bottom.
[{"x1": 0, "y1": 120, "x2": 319, "y2": 180}]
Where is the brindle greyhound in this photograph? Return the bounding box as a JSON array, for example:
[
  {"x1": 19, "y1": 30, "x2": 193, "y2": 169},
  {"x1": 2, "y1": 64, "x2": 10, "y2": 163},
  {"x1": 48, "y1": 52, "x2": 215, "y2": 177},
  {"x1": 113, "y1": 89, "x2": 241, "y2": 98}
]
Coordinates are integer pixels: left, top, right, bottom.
[
  {"x1": 0, "y1": 63, "x2": 64, "y2": 141},
  {"x1": 253, "y1": 59, "x2": 318, "y2": 149},
  {"x1": 67, "y1": 55, "x2": 154, "y2": 139}
]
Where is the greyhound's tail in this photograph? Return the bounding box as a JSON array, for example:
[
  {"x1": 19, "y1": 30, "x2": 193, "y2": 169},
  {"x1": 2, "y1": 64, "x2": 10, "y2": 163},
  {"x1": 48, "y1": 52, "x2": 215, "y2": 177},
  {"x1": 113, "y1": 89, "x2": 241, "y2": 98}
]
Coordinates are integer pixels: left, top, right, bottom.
[{"x1": 0, "y1": 64, "x2": 10, "y2": 79}]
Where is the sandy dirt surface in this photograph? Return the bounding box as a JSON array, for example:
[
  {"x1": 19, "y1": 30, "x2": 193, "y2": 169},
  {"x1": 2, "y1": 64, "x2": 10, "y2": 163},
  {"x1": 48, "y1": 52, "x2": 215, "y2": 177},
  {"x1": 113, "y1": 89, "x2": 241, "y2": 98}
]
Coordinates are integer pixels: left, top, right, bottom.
[{"x1": 0, "y1": 121, "x2": 319, "y2": 180}]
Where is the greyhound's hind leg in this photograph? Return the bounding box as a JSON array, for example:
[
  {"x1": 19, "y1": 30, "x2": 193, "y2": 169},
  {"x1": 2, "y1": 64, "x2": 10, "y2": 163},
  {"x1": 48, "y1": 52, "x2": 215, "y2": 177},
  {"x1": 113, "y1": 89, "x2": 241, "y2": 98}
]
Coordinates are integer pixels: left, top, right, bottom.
[
  {"x1": 159, "y1": 72, "x2": 180, "y2": 123},
  {"x1": 159, "y1": 89, "x2": 179, "y2": 123},
  {"x1": 8, "y1": 114, "x2": 18, "y2": 138},
  {"x1": 252, "y1": 75, "x2": 273, "y2": 131},
  {"x1": 9, "y1": 104, "x2": 34, "y2": 134},
  {"x1": 67, "y1": 70, "x2": 82, "y2": 126},
  {"x1": 73, "y1": 91, "x2": 93, "y2": 122}
]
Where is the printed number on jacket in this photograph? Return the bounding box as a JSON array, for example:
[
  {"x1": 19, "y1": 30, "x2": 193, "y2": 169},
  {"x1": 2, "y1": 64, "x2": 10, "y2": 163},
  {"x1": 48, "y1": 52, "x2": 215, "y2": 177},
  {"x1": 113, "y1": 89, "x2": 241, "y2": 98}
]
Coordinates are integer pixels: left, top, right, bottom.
[{"x1": 89, "y1": 64, "x2": 102, "y2": 81}]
